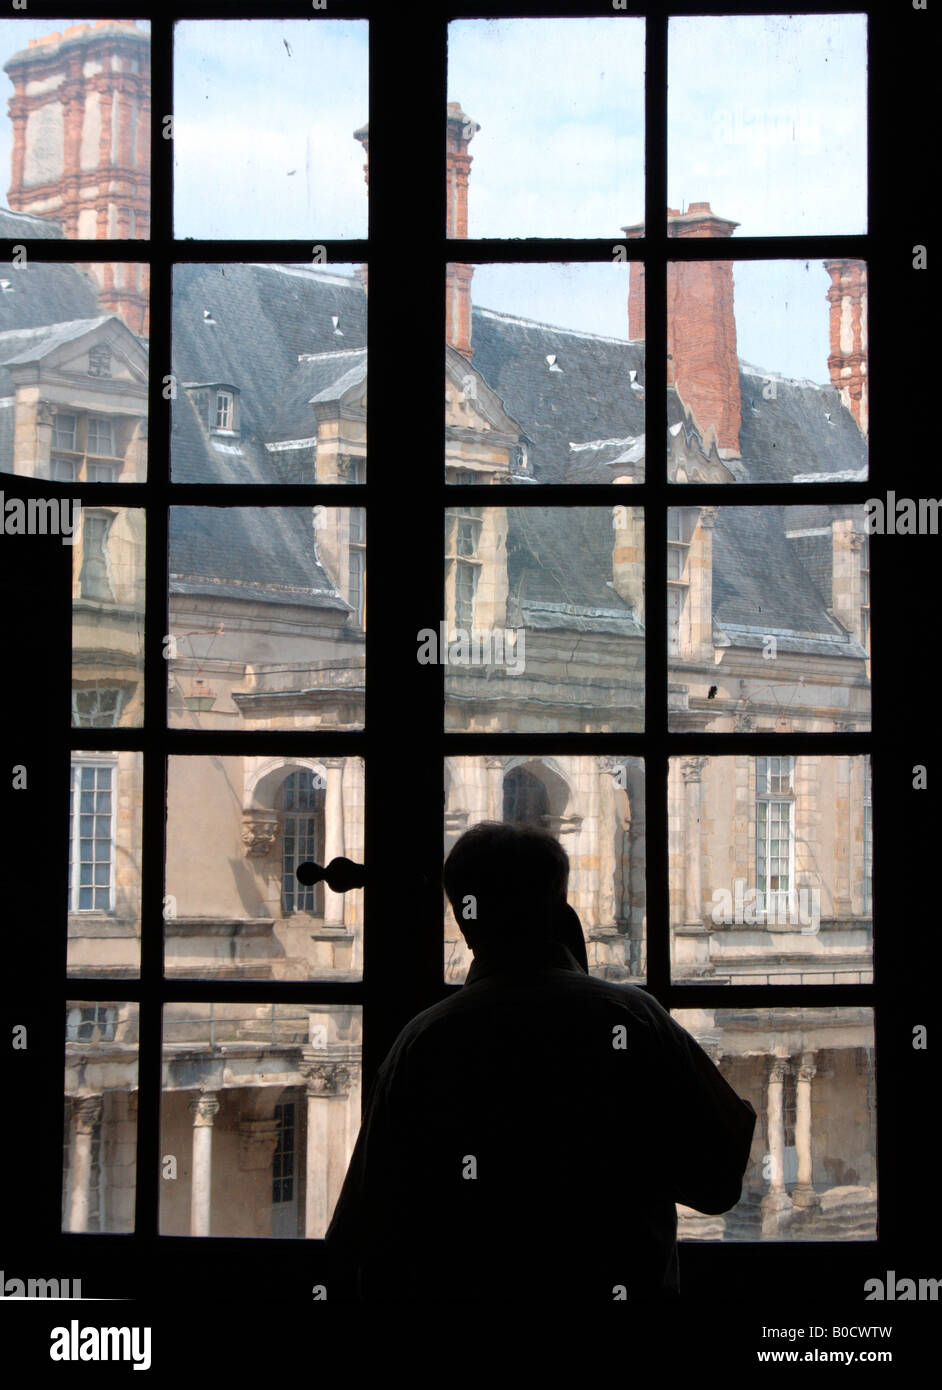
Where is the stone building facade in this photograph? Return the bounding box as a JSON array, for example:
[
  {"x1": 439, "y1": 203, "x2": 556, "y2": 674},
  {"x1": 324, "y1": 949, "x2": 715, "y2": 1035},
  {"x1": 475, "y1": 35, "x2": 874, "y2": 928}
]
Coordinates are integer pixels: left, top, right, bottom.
[{"x1": 0, "y1": 27, "x2": 875, "y2": 1246}]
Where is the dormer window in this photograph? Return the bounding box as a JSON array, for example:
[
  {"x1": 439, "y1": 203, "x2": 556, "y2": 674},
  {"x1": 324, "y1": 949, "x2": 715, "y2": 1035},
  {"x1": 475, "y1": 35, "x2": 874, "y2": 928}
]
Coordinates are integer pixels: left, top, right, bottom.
[
  {"x1": 88, "y1": 346, "x2": 112, "y2": 379},
  {"x1": 214, "y1": 390, "x2": 234, "y2": 431}
]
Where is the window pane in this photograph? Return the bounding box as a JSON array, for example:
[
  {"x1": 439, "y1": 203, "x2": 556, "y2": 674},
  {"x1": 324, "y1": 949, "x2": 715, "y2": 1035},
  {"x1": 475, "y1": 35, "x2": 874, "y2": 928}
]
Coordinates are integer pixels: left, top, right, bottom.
[
  {"x1": 443, "y1": 507, "x2": 643, "y2": 734},
  {"x1": 173, "y1": 21, "x2": 368, "y2": 239},
  {"x1": 444, "y1": 756, "x2": 646, "y2": 985},
  {"x1": 171, "y1": 263, "x2": 366, "y2": 484},
  {"x1": 62, "y1": 1002, "x2": 139, "y2": 1233},
  {"x1": 1, "y1": 21, "x2": 150, "y2": 239},
  {"x1": 447, "y1": 18, "x2": 644, "y2": 237},
  {"x1": 165, "y1": 755, "x2": 364, "y2": 981},
  {"x1": 0, "y1": 261, "x2": 149, "y2": 479},
  {"x1": 669, "y1": 15, "x2": 867, "y2": 236},
  {"x1": 446, "y1": 262, "x2": 643, "y2": 483},
  {"x1": 68, "y1": 753, "x2": 142, "y2": 977},
  {"x1": 667, "y1": 506, "x2": 870, "y2": 732},
  {"x1": 168, "y1": 507, "x2": 365, "y2": 731},
  {"x1": 159, "y1": 1004, "x2": 362, "y2": 1238},
  {"x1": 672, "y1": 1008, "x2": 876, "y2": 1241},
  {"x1": 670, "y1": 756, "x2": 872, "y2": 986},
  {"x1": 73, "y1": 507, "x2": 145, "y2": 727},
  {"x1": 663, "y1": 259, "x2": 867, "y2": 482}
]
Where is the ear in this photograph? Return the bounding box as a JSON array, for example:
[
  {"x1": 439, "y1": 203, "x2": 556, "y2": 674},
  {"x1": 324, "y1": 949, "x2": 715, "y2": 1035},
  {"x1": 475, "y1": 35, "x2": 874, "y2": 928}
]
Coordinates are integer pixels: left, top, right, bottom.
[{"x1": 553, "y1": 902, "x2": 588, "y2": 973}]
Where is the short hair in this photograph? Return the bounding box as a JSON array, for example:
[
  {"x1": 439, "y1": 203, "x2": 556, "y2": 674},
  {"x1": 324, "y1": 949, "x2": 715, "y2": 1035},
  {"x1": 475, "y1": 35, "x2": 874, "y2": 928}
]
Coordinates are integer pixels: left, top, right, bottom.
[{"x1": 442, "y1": 821, "x2": 569, "y2": 951}]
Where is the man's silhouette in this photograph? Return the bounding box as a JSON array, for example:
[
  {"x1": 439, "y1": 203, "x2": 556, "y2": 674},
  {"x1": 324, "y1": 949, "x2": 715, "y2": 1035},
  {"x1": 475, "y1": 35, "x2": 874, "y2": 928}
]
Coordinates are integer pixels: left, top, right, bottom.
[{"x1": 326, "y1": 822, "x2": 756, "y2": 1299}]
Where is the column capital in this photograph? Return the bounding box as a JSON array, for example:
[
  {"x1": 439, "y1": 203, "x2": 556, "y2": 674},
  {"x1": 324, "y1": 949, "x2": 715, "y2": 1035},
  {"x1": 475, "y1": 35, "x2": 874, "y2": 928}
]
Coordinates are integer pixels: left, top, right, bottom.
[
  {"x1": 322, "y1": 756, "x2": 346, "y2": 771},
  {"x1": 680, "y1": 756, "x2": 707, "y2": 784},
  {"x1": 798, "y1": 1054, "x2": 818, "y2": 1084},
  {"x1": 189, "y1": 1092, "x2": 220, "y2": 1126},
  {"x1": 303, "y1": 1063, "x2": 350, "y2": 1098},
  {"x1": 769, "y1": 1056, "x2": 789, "y2": 1083},
  {"x1": 484, "y1": 755, "x2": 506, "y2": 771},
  {"x1": 697, "y1": 505, "x2": 719, "y2": 531},
  {"x1": 73, "y1": 1094, "x2": 103, "y2": 1134}
]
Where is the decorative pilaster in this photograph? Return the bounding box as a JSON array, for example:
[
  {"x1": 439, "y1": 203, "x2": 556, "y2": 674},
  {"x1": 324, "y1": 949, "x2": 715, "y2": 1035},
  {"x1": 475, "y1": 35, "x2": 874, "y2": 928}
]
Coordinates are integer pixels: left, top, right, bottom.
[
  {"x1": 681, "y1": 757, "x2": 707, "y2": 927},
  {"x1": 484, "y1": 756, "x2": 505, "y2": 822},
  {"x1": 303, "y1": 1064, "x2": 351, "y2": 1238},
  {"x1": 761, "y1": 1058, "x2": 793, "y2": 1233},
  {"x1": 323, "y1": 759, "x2": 346, "y2": 927}
]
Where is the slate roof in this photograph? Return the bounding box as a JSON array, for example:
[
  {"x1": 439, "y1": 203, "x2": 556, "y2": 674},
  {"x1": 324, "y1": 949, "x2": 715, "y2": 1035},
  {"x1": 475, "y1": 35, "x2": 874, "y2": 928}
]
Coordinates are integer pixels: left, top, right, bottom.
[
  {"x1": 506, "y1": 507, "x2": 642, "y2": 636},
  {"x1": 0, "y1": 206, "x2": 64, "y2": 238},
  {"x1": 0, "y1": 315, "x2": 112, "y2": 366},
  {"x1": 737, "y1": 363, "x2": 867, "y2": 482},
  {"x1": 169, "y1": 506, "x2": 349, "y2": 612},
  {"x1": 268, "y1": 349, "x2": 366, "y2": 444},
  {"x1": 471, "y1": 307, "x2": 647, "y2": 484}
]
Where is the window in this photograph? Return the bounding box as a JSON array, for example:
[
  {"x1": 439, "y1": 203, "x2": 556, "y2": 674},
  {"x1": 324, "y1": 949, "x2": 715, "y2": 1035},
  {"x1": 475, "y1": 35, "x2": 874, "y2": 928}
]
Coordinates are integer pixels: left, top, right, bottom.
[
  {"x1": 280, "y1": 770, "x2": 325, "y2": 915},
  {"x1": 446, "y1": 504, "x2": 482, "y2": 630},
  {"x1": 78, "y1": 511, "x2": 114, "y2": 601},
  {"x1": 213, "y1": 389, "x2": 234, "y2": 431},
  {"x1": 87, "y1": 416, "x2": 115, "y2": 457},
  {"x1": 755, "y1": 756, "x2": 795, "y2": 920},
  {"x1": 53, "y1": 413, "x2": 77, "y2": 452},
  {"x1": 68, "y1": 763, "x2": 115, "y2": 913},
  {"x1": 72, "y1": 687, "x2": 126, "y2": 728}
]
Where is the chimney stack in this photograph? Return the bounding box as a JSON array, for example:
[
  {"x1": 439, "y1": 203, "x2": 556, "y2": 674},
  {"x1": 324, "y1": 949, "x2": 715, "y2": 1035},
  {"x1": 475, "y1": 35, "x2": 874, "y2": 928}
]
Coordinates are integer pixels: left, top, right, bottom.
[
  {"x1": 445, "y1": 102, "x2": 479, "y2": 360},
  {"x1": 4, "y1": 21, "x2": 151, "y2": 335},
  {"x1": 622, "y1": 203, "x2": 742, "y2": 459},
  {"x1": 824, "y1": 259, "x2": 868, "y2": 438}
]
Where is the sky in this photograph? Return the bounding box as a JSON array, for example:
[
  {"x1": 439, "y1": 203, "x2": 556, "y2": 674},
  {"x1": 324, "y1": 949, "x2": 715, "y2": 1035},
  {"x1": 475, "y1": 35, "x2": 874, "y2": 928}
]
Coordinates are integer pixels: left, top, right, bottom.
[
  {"x1": 448, "y1": 14, "x2": 868, "y2": 383},
  {"x1": 173, "y1": 20, "x2": 368, "y2": 240}
]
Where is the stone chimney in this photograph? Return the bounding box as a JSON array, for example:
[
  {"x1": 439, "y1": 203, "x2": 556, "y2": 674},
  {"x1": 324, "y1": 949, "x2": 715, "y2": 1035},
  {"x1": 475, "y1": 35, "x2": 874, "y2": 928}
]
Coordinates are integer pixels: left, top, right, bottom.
[
  {"x1": 353, "y1": 122, "x2": 369, "y2": 294},
  {"x1": 622, "y1": 203, "x2": 741, "y2": 459},
  {"x1": 824, "y1": 259, "x2": 868, "y2": 438},
  {"x1": 445, "y1": 102, "x2": 479, "y2": 360},
  {"x1": 4, "y1": 21, "x2": 150, "y2": 335}
]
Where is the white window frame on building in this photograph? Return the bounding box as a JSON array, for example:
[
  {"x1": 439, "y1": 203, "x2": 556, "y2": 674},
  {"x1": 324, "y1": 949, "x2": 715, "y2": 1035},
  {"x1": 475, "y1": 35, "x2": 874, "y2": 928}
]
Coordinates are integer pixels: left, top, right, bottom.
[
  {"x1": 280, "y1": 770, "x2": 326, "y2": 916},
  {"x1": 68, "y1": 759, "x2": 117, "y2": 914},
  {"x1": 755, "y1": 756, "x2": 796, "y2": 922}
]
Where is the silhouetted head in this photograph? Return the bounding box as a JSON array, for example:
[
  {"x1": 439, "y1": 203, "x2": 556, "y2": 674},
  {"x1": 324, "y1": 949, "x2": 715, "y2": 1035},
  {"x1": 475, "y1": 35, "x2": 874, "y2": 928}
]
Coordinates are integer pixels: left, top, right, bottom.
[{"x1": 443, "y1": 821, "x2": 570, "y2": 957}]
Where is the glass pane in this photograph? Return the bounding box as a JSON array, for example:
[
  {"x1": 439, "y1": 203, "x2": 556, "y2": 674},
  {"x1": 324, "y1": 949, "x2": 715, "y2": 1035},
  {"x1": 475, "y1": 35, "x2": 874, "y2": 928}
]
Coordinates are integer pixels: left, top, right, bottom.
[
  {"x1": 62, "y1": 1002, "x2": 139, "y2": 1233},
  {"x1": 447, "y1": 18, "x2": 644, "y2": 237},
  {"x1": 444, "y1": 755, "x2": 646, "y2": 985},
  {"x1": 159, "y1": 1004, "x2": 362, "y2": 1238},
  {"x1": 68, "y1": 752, "x2": 142, "y2": 977},
  {"x1": 0, "y1": 261, "x2": 149, "y2": 479},
  {"x1": 173, "y1": 20, "x2": 368, "y2": 239},
  {"x1": 669, "y1": 15, "x2": 867, "y2": 236},
  {"x1": 667, "y1": 505, "x2": 870, "y2": 732},
  {"x1": 1, "y1": 21, "x2": 150, "y2": 239},
  {"x1": 446, "y1": 262, "x2": 643, "y2": 483},
  {"x1": 72, "y1": 507, "x2": 145, "y2": 727},
  {"x1": 443, "y1": 506, "x2": 643, "y2": 733},
  {"x1": 663, "y1": 259, "x2": 867, "y2": 482},
  {"x1": 165, "y1": 755, "x2": 364, "y2": 981},
  {"x1": 673, "y1": 1008, "x2": 876, "y2": 1241},
  {"x1": 670, "y1": 756, "x2": 872, "y2": 985},
  {"x1": 168, "y1": 507, "x2": 365, "y2": 731},
  {"x1": 171, "y1": 263, "x2": 366, "y2": 484}
]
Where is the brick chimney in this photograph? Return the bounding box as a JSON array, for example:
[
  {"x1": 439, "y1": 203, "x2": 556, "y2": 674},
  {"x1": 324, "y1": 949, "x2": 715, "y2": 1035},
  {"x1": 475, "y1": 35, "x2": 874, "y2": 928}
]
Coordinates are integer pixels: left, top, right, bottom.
[
  {"x1": 445, "y1": 102, "x2": 479, "y2": 360},
  {"x1": 824, "y1": 259, "x2": 868, "y2": 438},
  {"x1": 4, "y1": 21, "x2": 150, "y2": 335},
  {"x1": 622, "y1": 203, "x2": 742, "y2": 459}
]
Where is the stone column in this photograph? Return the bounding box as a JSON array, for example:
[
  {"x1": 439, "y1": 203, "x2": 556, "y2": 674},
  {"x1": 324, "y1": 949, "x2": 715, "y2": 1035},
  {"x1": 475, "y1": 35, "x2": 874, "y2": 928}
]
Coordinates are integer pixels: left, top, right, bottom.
[
  {"x1": 681, "y1": 757, "x2": 707, "y2": 926},
  {"x1": 68, "y1": 1095, "x2": 103, "y2": 1232},
  {"x1": 189, "y1": 1092, "x2": 220, "y2": 1237},
  {"x1": 792, "y1": 1053, "x2": 819, "y2": 1208},
  {"x1": 761, "y1": 1058, "x2": 792, "y2": 1232},
  {"x1": 685, "y1": 507, "x2": 716, "y2": 664},
  {"x1": 304, "y1": 1064, "x2": 349, "y2": 1238},
  {"x1": 323, "y1": 759, "x2": 346, "y2": 926},
  {"x1": 484, "y1": 756, "x2": 505, "y2": 821}
]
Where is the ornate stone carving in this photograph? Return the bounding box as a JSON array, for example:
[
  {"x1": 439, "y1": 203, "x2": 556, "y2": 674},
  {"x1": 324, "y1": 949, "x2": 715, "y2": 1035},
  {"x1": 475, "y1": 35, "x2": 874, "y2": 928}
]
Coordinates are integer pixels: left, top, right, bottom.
[
  {"x1": 189, "y1": 1093, "x2": 220, "y2": 1127},
  {"x1": 241, "y1": 812, "x2": 279, "y2": 857},
  {"x1": 680, "y1": 756, "x2": 707, "y2": 784},
  {"x1": 303, "y1": 1063, "x2": 350, "y2": 1098},
  {"x1": 73, "y1": 1095, "x2": 103, "y2": 1134}
]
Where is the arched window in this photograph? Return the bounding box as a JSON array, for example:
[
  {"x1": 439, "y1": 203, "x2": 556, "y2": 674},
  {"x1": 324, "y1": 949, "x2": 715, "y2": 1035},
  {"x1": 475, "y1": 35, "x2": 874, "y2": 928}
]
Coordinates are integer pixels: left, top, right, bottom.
[
  {"x1": 503, "y1": 765, "x2": 550, "y2": 828},
  {"x1": 279, "y1": 770, "x2": 325, "y2": 915}
]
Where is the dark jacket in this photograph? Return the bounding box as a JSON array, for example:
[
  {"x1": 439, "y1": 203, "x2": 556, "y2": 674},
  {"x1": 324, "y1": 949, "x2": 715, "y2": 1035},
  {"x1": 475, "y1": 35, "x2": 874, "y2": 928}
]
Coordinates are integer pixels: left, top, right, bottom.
[{"x1": 327, "y1": 941, "x2": 756, "y2": 1300}]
